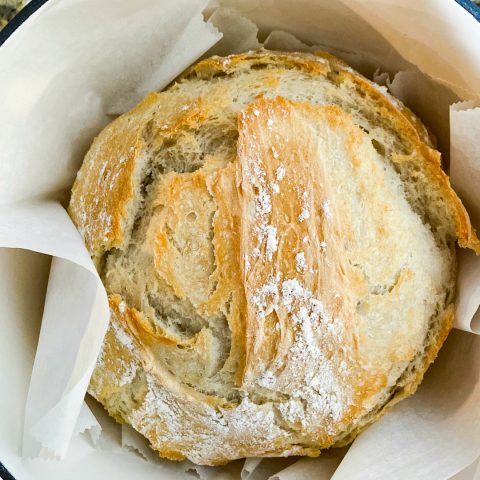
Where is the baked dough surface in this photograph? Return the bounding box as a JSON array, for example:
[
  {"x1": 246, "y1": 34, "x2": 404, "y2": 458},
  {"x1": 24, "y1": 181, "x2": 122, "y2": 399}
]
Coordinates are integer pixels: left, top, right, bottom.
[{"x1": 68, "y1": 51, "x2": 479, "y2": 465}]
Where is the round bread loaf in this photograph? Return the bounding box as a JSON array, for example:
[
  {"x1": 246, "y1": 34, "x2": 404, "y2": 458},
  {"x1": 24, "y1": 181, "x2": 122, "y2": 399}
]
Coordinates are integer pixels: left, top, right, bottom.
[{"x1": 68, "y1": 51, "x2": 480, "y2": 465}]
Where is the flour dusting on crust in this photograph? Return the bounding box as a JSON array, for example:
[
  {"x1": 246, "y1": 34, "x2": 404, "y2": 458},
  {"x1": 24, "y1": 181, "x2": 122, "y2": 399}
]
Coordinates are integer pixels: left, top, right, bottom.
[{"x1": 80, "y1": 50, "x2": 470, "y2": 465}]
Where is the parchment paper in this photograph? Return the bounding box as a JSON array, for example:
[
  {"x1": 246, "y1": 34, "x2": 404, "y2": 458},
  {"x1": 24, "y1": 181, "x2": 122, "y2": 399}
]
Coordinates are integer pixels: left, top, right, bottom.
[
  {"x1": 450, "y1": 102, "x2": 480, "y2": 334},
  {"x1": 0, "y1": 0, "x2": 479, "y2": 479}
]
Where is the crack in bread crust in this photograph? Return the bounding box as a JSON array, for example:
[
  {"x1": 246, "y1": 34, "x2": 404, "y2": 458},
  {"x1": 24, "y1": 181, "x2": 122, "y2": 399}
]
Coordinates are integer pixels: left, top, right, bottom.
[{"x1": 69, "y1": 50, "x2": 479, "y2": 465}]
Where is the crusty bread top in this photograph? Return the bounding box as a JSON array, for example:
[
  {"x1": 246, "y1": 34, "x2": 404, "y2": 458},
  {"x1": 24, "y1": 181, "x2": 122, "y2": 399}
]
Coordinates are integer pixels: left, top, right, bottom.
[
  {"x1": 237, "y1": 97, "x2": 453, "y2": 417},
  {"x1": 69, "y1": 50, "x2": 479, "y2": 465},
  {"x1": 69, "y1": 50, "x2": 480, "y2": 264}
]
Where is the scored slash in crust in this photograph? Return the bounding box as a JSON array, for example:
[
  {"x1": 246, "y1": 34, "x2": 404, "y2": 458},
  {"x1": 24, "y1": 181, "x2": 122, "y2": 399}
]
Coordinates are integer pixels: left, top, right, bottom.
[{"x1": 70, "y1": 51, "x2": 479, "y2": 465}]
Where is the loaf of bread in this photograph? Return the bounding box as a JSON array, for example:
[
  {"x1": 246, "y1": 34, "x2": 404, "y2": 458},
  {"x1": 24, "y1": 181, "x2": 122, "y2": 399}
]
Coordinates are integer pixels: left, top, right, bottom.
[{"x1": 68, "y1": 51, "x2": 480, "y2": 465}]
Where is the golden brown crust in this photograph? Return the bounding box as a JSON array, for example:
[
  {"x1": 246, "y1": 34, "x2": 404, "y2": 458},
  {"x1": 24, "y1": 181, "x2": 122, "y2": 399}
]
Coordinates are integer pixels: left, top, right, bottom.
[
  {"x1": 183, "y1": 50, "x2": 331, "y2": 78},
  {"x1": 318, "y1": 59, "x2": 478, "y2": 253},
  {"x1": 185, "y1": 50, "x2": 479, "y2": 254},
  {"x1": 71, "y1": 50, "x2": 479, "y2": 263},
  {"x1": 143, "y1": 158, "x2": 247, "y2": 384},
  {"x1": 237, "y1": 98, "x2": 391, "y2": 441},
  {"x1": 68, "y1": 94, "x2": 155, "y2": 259},
  {"x1": 68, "y1": 94, "x2": 212, "y2": 263},
  {"x1": 74, "y1": 51, "x2": 479, "y2": 465},
  {"x1": 333, "y1": 304, "x2": 455, "y2": 449}
]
